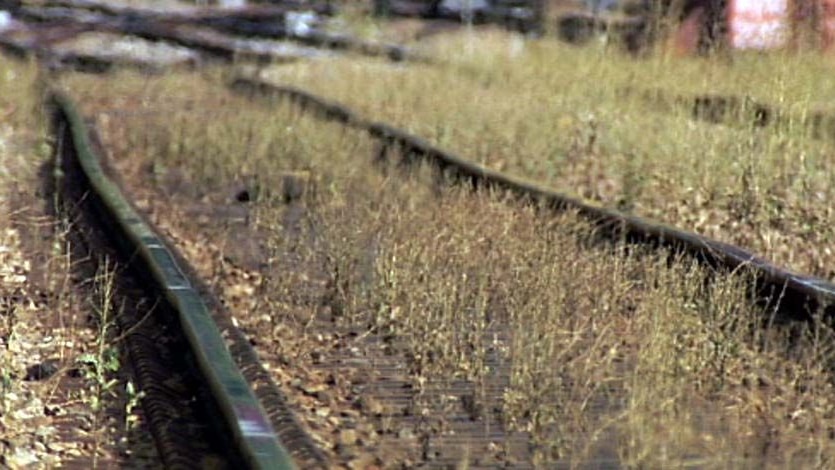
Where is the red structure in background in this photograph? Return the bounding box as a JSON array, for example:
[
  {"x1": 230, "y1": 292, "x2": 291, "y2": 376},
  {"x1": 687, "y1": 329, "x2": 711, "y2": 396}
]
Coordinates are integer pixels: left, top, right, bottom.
[
  {"x1": 669, "y1": 0, "x2": 835, "y2": 53},
  {"x1": 822, "y1": 0, "x2": 835, "y2": 48},
  {"x1": 666, "y1": 0, "x2": 724, "y2": 54}
]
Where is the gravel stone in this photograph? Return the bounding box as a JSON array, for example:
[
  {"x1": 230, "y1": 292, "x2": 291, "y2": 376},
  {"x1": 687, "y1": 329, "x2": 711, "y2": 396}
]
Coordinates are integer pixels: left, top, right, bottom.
[
  {"x1": 24, "y1": 359, "x2": 60, "y2": 381},
  {"x1": 338, "y1": 429, "x2": 358, "y2": 446}
]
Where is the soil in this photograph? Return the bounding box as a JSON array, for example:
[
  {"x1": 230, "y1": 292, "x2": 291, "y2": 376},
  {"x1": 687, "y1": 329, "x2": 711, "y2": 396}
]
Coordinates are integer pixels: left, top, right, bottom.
[{"x1": 0, "y1": 122, "x2": 159, "y2": 469}]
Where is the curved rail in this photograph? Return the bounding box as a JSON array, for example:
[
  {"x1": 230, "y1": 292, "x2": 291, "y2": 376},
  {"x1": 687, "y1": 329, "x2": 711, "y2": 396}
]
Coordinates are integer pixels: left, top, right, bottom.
[
  {"x1": 50, "y1": 91, "x2": 296, "y2": 470},
  {"x1": 230, "y1": 76, "x2": 835, "y2": 320}
]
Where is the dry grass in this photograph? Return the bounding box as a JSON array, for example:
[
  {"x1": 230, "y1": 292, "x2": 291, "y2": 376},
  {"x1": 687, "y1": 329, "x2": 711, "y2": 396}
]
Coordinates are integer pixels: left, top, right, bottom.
[
  {"x1": 0, "y1": 55, "x2": 153, "y2": 467},
  {"x1": 61, "y1": 66, "x2": 835, "y2": 467},
  {"x1": 254, "y1": 33, "x2": 835, "y2": 281}
]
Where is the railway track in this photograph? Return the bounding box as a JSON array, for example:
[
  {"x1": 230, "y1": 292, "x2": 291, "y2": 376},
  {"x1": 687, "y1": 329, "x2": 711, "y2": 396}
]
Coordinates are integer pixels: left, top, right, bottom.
[
  {"x1": 372, "y1": 0, "x2": 545, "y2": 35},
  {"x1": 14, "y1": 0, "x2": 833, "y2": 139},
  {"x1": 9, "y1": 16, "x2": 835, "y2": 464},
  {"x1": 61, "y1": 77, "x2": 580, "y2": 468},
  {"x1": 49, "y1": 92, "x2": 325, "y2": 469},
  {"x1": 620, "y1": 86, "x2": 835, "y2": 142},
  {"x1": 5, "y1": 0, "x2": 428, "y2": 67},
  {"x1": 230, "y1": 75, "x2": 835, "y2": 321},
  {"x1": 61, "y1": 69, "x2": 835, "y2": 467}
]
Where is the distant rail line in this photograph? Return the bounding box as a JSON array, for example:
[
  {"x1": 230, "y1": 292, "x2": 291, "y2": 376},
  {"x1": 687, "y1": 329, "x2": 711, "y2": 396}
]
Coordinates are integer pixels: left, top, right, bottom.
[
  {"x1": 6, "y1": 1, "x2": 427, "y2": 66},
  {"x1": 619, "y1": 86, "x2": 835, "y2": 142}
]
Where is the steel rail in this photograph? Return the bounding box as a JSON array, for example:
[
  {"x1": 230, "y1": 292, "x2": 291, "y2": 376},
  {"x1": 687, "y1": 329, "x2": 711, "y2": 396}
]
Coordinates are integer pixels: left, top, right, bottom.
[
  {"x1": 11, "y1": 9, "x2": 287, "y2": 62},
  {"x1": 620, "y1": 86, "x2": 835, "y2": 141},
  {"x1": 230, "y1": 76, "x2": 835, "y2": 320},
  {"x1": 28, "y1": 0, "x2": 336, "y2": 22},
  {"x1": 372, "y1": 0, "x2": 544, "y2": 34},
  {"x1": 50, "y1": 91, "x2": 296, "y2": 470},
  {"x1": 0, "y1": 35, "x2": 193, "y2": 73},
  {"x1": 13, "y1": 5, "x2": 427, "y2": 64}
]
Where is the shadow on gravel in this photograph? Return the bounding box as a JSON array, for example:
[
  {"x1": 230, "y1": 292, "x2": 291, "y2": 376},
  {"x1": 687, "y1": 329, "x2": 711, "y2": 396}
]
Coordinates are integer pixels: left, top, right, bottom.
[
  {"x1": 43, "y1": 114, "x2": 234, "y2": 467},
  {"x1": 2, "y1": 155, "x2": 161, "y2": 467}
]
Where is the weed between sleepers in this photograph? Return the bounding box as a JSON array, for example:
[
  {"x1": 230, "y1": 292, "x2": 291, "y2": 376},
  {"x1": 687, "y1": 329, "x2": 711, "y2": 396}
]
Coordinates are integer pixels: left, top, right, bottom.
[
  {"x1": 259, "y1": 34, "x2": 835, "y2": 281},
  {"x1": 59, "y1": 67, "x2": 835, "y2": 467},
  {"x1": 0, "y1": 54, "x2": 154, "y2": 467},
  {"x1": 78, "y1": 261, "x2": 122, "y2": 466}
]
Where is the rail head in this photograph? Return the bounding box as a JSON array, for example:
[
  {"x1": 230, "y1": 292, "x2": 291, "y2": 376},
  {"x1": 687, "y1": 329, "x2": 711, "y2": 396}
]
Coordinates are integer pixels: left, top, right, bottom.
[{"x1": 49, "y1": 91, "x2": 297, "y2": 470}]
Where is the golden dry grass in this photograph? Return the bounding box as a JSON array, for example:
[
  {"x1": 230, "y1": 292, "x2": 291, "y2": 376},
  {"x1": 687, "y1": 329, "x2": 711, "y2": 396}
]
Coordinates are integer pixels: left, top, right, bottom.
[
  {"x1": 60, "y1": 64, "x2": 835, "y2": 467},
  {"x1": 255, "y1": 32, "x2": 835, "y2": 281}
]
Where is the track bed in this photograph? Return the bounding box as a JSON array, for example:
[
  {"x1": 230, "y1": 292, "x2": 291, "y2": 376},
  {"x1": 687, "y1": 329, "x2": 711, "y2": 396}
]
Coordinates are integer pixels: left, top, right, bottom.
[{"x1": 55, "y1": 69, "x2": 835, "y2": 468}]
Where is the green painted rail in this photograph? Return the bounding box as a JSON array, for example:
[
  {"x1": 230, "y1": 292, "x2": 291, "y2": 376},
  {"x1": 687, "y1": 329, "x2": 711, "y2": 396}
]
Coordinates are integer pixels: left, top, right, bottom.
[{"x1": 50, "y1": 91, "x2": 296, "y2": 470}]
